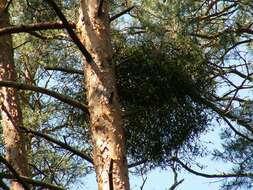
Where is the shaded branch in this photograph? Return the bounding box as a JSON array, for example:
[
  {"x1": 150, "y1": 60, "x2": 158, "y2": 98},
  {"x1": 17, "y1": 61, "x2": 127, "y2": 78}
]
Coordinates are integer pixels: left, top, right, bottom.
[
  {"x1": 197, "y1": 3, "x2": 237, "y2": 21},
  {"x1": 128, "y1": 160, "x2": 147, "y2": 168},
  {"x1": 169, "y1": 179, "x2": 184, "y2": 190},
  {"x1": 227, "y1": 69, "x2": 253, "y2": 81},
  {"x1": 18, "y1": 176, "x2": 64, "y2": 190},
  {"x1": 237, "y1": 27, "x2": 253, "y2": 35},
  {"x1": 44, "y1": 0, "x2": 93, "y2": 63},
  {"x1": 27, "y1": 31, "x2": 48, "y2": 39},
  {"x1": 20, "y1": 127, "x2": 93, "y2": 165},
  {"x1": 44, "y1": 66, "x2": 84, "y2": 75},
  {"x1": 97, "y1": 0, "x2": 104, "y2": 17},
  {"x1": 0, "y1": 80, "x2": 89, "y2": 114},
  {"x1": 0, "y1": 5, "x2": 134, "y2": 37},
  {"x1": 0, "y1": 6, "x2": 136, "y2": 36},
  {"x1": 0, "y1": 22, "x2": 76, "y2": 36},
  {"x1": 110, "y1": 6, "x2": 135, "y2": 22},
  {"x1": 140, "y1": 176, "x2": 147, "y2": 190}
]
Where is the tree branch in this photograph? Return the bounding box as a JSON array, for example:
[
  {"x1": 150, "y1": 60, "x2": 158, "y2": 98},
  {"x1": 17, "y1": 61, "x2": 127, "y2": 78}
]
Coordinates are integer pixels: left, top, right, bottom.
[
  {"x1": 0, "y1": 173, "x2": 65, "y2": 190},
  {"x1": 110, "y1": 6, "x2": 135, "y2": 22},
  {"x1": 222, "y1": 117, "x2": 253, "y2": 142},
  {"x1": 192, "y1": 26, "x2": 253, "y2": 40},
  {"x1": 128, "y1": 160, "x2": 147, "y2": 168},
  {"x1": 20, "y1": 127, "x2": 93, "y2": 165},
  {"x1": 97, "y1": 0, "x2": 104, "y2": 17},
  {"x1": 44, "y1": 66, "x2": 84, "y2": 75},
  {"x1": 140, "y1": 176, "x2": 147, "y2": 190},
  {"x1": 0, "y1": 6, "x2": 136, "y2": 36},
  {"x1": 44, "y1": 0, "x2": 94, "y2": 64},
  {"x1": 222, "y1": 39, "x2": 253, "y2": 60},
  {"x1": 195, "y1": 95, "x2": 253, "y2": 133},
  {"x1": 0, "y1": 22, "x2": 76, "y2": 36},
  {"x1": 169, "y1": 179, "x2": 184, "y2": 190},
  {"x1": 0, "y1": 6, "x2": 135, "y2": 36},
  {"x1": 197, "y1": 3, "x2": 237, "y2": 21},
  {"x1": 174, "y1": 157, "x2": 253, "y2": 178},
  {"x1": 169, "y1": 162, "x2": 184, "y2": 190},
  {"x1": 0, "y1": 80, "x2": 89, "y2": 114}
]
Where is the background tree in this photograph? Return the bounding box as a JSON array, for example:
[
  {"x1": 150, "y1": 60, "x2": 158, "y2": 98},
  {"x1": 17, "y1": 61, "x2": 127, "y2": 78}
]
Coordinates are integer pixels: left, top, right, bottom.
[{"x1": 0, "y1": 1, "x2": 30, "y2": 189}]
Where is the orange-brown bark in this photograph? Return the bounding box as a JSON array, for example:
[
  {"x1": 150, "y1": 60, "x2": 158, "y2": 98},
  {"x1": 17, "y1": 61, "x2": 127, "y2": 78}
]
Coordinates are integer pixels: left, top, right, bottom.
[
  {"x1": 78, "y1": 1, "x2": 130, "y2": 189},
  {"x1": 0, "y1": 1, "x2": 29, "y2": 190}
]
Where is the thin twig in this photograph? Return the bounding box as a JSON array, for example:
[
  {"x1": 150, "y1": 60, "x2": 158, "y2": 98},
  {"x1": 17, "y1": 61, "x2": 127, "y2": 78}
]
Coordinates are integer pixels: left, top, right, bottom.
[
  {"x1": 223, "y1": 117, "x2": 253, "y2": 142},
  {"x1": 169, "y1": 179, "x2": 184, "y2": 190},
  {"x1": 174, "y1": 157, "x2": 253, "y2": 178}
]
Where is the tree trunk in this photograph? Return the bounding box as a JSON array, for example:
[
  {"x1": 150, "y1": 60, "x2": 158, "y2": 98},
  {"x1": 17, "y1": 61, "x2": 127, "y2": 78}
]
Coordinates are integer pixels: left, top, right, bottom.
[
  {"x1": 0, "y1": 1, "x2": 29, "y2": 190},
  {"x1": 78, "y1": 1, "x2": 130, "y2": 189}
]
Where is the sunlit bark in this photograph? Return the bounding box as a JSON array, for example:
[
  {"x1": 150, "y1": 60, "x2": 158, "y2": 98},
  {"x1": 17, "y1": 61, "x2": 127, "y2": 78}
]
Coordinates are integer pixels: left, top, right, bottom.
[{"x1": 78, "y1": 1, "x2": 130, "y2": 189}]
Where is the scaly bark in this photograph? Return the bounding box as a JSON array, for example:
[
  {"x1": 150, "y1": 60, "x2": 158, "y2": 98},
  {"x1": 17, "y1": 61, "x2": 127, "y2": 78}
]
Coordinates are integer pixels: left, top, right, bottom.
[
  {"x1": 78, "y1": 1, "x2": 130, "y2": 189},
  {"x1": 0, "y1": 1, "x2": 29, "y2": 189}
]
